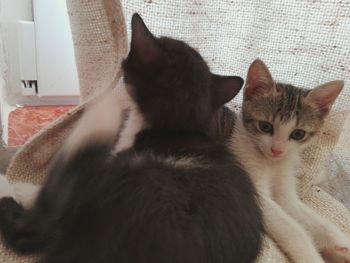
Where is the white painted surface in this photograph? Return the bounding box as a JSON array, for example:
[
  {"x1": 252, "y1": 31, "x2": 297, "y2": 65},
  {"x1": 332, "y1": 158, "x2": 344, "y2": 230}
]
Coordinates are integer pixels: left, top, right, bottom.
[
  {"x1": 0, "y1": 0, "x2": 30, "y2": 142},
  {"x1": 18, "y1": 21, "x2": 37, "y2": 81},
  {"x1": 0, "y1": 0, "x2": 33, "y2": 102},
  {"x1": 33, "y1": 0, "x2": 79, "y2": 97},
  {"x1": 0, "y1": 0, "x2": 80, "y2": 143}
]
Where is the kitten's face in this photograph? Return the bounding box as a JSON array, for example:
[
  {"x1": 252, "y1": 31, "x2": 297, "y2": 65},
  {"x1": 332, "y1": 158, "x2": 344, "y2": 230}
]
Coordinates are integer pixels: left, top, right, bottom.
[
  {"x1": 122, "y1": 14, "x2": 243, "y2": 136},
  {"x1": 242, "y1": 59, "x2": 343, "y2": 161}
]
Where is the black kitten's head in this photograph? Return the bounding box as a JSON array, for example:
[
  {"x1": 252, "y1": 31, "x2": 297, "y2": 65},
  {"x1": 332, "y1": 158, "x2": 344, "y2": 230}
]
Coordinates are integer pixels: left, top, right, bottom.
[{"x1": 122, "y1": 14, "x2": 243, "y2": 136}]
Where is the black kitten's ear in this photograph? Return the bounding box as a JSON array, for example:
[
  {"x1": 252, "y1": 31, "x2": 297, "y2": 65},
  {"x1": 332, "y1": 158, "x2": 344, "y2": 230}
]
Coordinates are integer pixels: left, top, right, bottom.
[
  {"x1": 212, "y1": 74, "x2": 244, "y2": 108},
  {"x1": 131, "y1": 13, "x2": 161, "y2": 63},
  {"x1": 245, "y1": 59, "x2": 275, "y2": 99}
]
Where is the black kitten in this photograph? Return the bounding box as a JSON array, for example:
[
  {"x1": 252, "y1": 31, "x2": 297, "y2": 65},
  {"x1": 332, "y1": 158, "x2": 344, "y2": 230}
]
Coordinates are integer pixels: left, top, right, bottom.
[{"x1": 0, "y1": 14, "x2": 263, "y2": 263}]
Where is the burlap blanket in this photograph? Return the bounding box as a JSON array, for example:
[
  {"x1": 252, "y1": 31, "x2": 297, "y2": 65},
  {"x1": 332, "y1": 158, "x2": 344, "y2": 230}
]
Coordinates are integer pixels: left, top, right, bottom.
[{"x1": 1, "y1": 0, "x2": 349, "y2": 262}]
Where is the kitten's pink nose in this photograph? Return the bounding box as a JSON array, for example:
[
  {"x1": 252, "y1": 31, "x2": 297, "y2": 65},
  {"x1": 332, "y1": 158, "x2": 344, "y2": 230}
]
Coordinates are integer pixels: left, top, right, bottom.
[{"x1": 271, "y1": 147, "x2": 283, "y2": 157}]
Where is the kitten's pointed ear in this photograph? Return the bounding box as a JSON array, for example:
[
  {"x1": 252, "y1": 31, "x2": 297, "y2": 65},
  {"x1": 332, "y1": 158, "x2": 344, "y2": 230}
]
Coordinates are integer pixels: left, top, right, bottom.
[
  {"x1": 245, "y1": 59, "x2": 275, "y2": 98},
  {"x1": 306, "y1": 80, "x2": 343, "y2": 114},
  {"x1": 212, "y1": 74, "x2": 244, "y2": 108},
  {"x1": 131, "y1": 13, "x2": 161, "y2": 63}
]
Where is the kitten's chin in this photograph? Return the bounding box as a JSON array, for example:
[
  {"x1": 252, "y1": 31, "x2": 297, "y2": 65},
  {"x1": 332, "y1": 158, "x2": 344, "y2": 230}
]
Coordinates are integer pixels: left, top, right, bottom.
[
  {"x1": 263, "y1": 151, "x2": 287, "y2": 161},
  {"x1": 266, "y1": 155, "x2": 285, "y2": 161}
]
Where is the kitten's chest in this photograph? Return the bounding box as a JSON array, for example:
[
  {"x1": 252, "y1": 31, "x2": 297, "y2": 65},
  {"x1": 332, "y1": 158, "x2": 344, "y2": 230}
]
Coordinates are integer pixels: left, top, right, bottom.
[
  {"x1": 231, "y1": 125, "x2": 301, "y2": 194},
  {"x1": 244, "y1": 161, "x2": 275, "y2": 190},
  {"x1": 243, "y1": 157, "x2": 298, "y2": 194}
]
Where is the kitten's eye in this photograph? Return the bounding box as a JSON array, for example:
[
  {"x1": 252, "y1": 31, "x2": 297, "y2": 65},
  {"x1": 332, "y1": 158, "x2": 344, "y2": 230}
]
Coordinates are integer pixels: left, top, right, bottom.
[
  {"x1": 258, "y1": 121, "x2": 273, "y2": 133},
  {"x1": 290, "y1": 129, "x2": 306, "y2": 140}
]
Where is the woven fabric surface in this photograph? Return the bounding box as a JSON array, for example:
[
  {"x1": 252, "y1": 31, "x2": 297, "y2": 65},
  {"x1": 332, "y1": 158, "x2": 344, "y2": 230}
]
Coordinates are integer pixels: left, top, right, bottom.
[
  {"x1": 67, "y1": 0, "x2": 128, "y2": 102},
  {"x1": 318, "y1": 114, "x2": 350, "y2": 209},
  {"x1": 2, "y1": 0, "x2": 350, "y2": 262}
]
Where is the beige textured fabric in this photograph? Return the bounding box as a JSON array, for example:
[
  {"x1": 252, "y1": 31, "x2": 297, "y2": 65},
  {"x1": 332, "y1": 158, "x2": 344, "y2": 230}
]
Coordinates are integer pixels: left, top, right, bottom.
[
  {"x1": 66, "y1": 0, "x2": 128, "y2": 102},
  {"x1": 318, "y1": 115, "x2": 350, "y2": 210},
  {"x1": 1, "y1": 0, "x2": 350, "y2": 262}
]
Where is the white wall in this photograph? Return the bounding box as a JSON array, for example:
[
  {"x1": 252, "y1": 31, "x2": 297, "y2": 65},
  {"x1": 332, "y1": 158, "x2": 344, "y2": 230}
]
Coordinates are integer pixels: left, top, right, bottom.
[
  {"x1": 0, "y1": 0, "x2": 78, "y2": 106},
  {"x1": 0, "y1": 0, "x2": 31, "y2": 142},
  {"x1": 0, "y1": 0, "x2": 78, "y2": 143},
  {"x1": 0, "y1": 0, "x2": 33, "y2": 105}
]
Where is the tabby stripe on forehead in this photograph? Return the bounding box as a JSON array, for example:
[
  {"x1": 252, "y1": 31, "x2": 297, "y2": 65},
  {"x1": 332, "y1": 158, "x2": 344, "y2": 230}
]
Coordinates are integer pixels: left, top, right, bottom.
[
  {"x1": 276, "y1": 84, "x2": 303, "y2": 123},
  {"x1": 295, "y1": 94, "x2": 303, "y2": 126},
  {"x1": 243, "y1": 118, "x2": 255, "y2": 124}
]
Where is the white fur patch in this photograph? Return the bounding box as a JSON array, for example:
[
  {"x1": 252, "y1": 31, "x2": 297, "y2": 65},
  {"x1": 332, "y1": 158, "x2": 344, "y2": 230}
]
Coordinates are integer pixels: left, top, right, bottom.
[
  {"x1": 129, "y1": 153, "x2": 207, "y2": 170},
  {"x1": 0, "y1": 175, "x2": 40, "y2": 209},
  {"x1": 112, "y1": 106, "x2": 145, "y2": 155},
  {"x1": 64, "y1": 79, "x2": 134, "y2": 160},
  {"x1": 12, "y1": 182, "x2": 40, "y2": 209},
  {"x1": 161, "y1": 156, "x2": 207, "y2": 169},
  {"x1": 0, "y1": 174, "x2": 15, "y2": 199}
]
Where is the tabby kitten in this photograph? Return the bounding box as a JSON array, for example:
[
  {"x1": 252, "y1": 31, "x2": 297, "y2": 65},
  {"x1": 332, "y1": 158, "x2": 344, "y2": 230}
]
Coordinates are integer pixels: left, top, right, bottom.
[
  {"x1": 0, "y1": 14, "x2": 264, "y2": 263},
  {"x1": 231, "y1": 59, "x2": 348, "y2": 263}
]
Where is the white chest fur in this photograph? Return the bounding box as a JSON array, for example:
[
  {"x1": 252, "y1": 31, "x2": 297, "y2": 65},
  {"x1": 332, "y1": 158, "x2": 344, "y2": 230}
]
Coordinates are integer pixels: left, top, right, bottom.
[{"x1": 230, "y1": 119, "x2": 299, "y2": 196}]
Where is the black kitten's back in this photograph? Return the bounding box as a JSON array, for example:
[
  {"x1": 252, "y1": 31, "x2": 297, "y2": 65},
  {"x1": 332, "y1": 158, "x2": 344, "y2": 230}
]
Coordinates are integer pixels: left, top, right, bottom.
[{"x1": 40, "y1": 132, "x2": 262, "y2": 263}]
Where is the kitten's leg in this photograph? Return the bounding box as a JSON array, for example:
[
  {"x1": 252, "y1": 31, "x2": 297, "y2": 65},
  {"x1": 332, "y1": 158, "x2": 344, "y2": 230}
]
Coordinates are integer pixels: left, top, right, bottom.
[
  {"x1": 295, "y1": 202, "x2": 350, "y2": 263},
  {"x1": 0, "y1": 169, "x2": 76, "y2": 253},
  {"x1": 275, "y1": 176, "x2": 350, "y2": 263},
  {"x1": 260, "y1": 193, "x2": 325, "y2": 263},
  {"x1": 0, "y1": 195, "x2": 59, "y2": 253},
  {"x1": 64, "y1": 82, "x2": 132, "y2": 161},
  {"x1": 0, "y1": 179, "x2": 53, "y2": 253}
]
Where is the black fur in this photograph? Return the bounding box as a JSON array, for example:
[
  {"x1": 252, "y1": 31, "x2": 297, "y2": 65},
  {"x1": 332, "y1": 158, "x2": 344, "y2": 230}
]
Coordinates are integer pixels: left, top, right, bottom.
[{"x1": 0, "y1": 14, "x2": 263, "y2": 263}]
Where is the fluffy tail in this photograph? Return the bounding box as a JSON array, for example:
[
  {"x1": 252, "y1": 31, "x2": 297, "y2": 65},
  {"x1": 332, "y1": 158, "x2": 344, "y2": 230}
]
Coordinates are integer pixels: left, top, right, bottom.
[{"x1": 0, "y1": 197, "x2": 51, "y2": 254}]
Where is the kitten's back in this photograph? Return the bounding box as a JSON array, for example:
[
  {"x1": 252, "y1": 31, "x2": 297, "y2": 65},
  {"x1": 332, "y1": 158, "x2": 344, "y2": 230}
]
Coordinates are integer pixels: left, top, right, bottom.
[{"x1": 43, "y1": 132, "x2": 263, "y2": 263}]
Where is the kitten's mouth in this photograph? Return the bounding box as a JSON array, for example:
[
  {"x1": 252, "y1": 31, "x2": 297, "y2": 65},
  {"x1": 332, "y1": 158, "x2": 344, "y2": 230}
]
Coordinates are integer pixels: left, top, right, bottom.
[
  {"x1": 261, "y1": 150, "x2": 285, "y2": 161},
  {"x1": 266, "y1": 153, "x2": 285, "y2": 161},
  {"x1": 256, "y1": 144, "x2": 285, "y2": 161}
]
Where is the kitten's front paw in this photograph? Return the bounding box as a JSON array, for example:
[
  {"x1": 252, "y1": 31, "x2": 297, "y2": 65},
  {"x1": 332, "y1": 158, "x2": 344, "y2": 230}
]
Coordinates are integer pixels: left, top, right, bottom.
[{"x1": 320, "y1": 234, "x2": 350, "y2": 263}]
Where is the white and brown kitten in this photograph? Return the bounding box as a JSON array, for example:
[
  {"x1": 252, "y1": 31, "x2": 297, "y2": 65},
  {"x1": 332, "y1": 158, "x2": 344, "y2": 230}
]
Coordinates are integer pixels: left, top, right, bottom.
[{"x1": 230, "y1": 59, "x2": 349, "y2": 263}]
